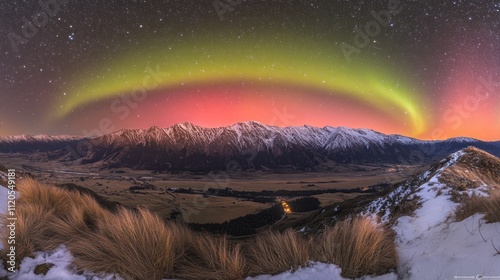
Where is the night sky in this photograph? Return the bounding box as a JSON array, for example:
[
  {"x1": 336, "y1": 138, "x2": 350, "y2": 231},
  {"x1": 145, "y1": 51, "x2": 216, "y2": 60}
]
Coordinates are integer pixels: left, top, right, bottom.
[{"x1": 0, "y1": 0, "x2": 498, "y2": 140}]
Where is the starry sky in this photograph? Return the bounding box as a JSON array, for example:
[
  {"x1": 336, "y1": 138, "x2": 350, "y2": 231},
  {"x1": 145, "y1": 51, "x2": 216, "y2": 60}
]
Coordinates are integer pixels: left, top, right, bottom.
[{"x1": 0, "y1": 0, "x2": 499, "y2": 140}]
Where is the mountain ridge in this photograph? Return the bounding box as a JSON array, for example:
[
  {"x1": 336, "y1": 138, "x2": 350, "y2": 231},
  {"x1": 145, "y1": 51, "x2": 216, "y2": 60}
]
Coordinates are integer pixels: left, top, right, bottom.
[
  {"x1": 0, "y1": 122, "x2": 492, "y2": 144},
  {"x1": 1, "y1": 122, "x2": 499, "y2": 172},
  {"x1": 361, "y1": 146, "x2": 500, "y2": 223}
]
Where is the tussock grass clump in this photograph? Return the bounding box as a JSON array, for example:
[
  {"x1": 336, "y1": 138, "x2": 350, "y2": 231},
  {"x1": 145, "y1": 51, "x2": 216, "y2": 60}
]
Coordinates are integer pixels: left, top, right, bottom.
[
  {"x1": 483, "y1": 193, "x2": 500, "y2": 222},
  {"x1": 313, "y1": 217, "x2": 398, "y2": 278},
  {"x1": 455, "y1": 193, "x2": 500, "y2": 223},
  {"x1": 455, "y1": 195, "x2": 484, "y2": 221},
  {"x1": 68, "y1": 208, "x2": 189, "y2": 280},
  {"x1": 440, "y1": 147, "x2": 500, "y2": 202},
  {"x1": 246, "y1": 229, "x2": 311, "y2": 276},
  {"x1": 176, "y1": 233, "x2": 246, "y2": 280},
  {"x1": 440, "y1": 170, "x2": 482, "y2": 194},
  {"x1": 1, "y1": 179, "x2": 191, "y2": 280},
  {"x1": 4, "y1": 204, "x2": 55, "y2": 263},
  {"x1": 1, "y1": 179, "x2": 108, "y2": 263},
  {"x1": 457, "y1": 147, "x2": 500, "y2": 185},
  {"x1": 16, "y1": 178, "x2": 74, "y2": 215}
]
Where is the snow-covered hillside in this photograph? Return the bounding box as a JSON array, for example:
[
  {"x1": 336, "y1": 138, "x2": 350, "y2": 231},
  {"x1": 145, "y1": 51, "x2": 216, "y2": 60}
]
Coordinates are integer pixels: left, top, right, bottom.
[{"x1": 363, "y1": 147, "x2": 500, "y2": 279}]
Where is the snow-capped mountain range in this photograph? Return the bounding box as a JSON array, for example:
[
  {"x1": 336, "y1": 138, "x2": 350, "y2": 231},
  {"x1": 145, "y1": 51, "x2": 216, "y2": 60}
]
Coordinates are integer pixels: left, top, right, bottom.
[
  {"x1": 0, "y1": 134, "x2": 81, "y2": 153},
  {"x1": 1, "y1": 122, "x2": 499, "y2": 171},
  {"x1": 0, "y1": 134, "x2": 80, "y2": 143}
]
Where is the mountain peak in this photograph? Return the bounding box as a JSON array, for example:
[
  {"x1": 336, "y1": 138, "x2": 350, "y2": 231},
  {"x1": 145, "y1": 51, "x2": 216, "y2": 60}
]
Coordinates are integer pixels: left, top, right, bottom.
[
  {"x1": 170, "y1": 122, "x2": 202, "y2": 132},
  {"x1": 145, "y1": 126, "x2": 166, "y2": 139},
  {"x1": 147, "y1": 125, "x2": 162, "y2": 131},
  {"x1": 241, "y1": 120, "x2": 264, "y2": 125},
  {"x1": 439, "y1": 147, "x2": 500, "y2": 189},
  {"x1": 230, "y1": 121, "x2": 267, "y2": 128},
  {"x1": 438, "y1": 146, "x2": 500, "y2": 168}
]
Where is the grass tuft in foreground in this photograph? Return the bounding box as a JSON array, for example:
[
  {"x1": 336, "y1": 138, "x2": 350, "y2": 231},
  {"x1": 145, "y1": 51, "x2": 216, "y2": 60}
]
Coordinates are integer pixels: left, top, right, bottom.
[
  {"x1": 68, "y1": 208, "x2": 189, "y2": 280},
  {"x1": 175, "y1": 233, "x2": 246, "y2": 280},
  {"x1": 246, "y1": 229, "x2": 311, "y2": 276},
  {"x1": 455, "y1": 193, "x2": 500, "y2": 223},
  {"x1": 313, "y1": 217, "x2": 398, "y2": 278}
]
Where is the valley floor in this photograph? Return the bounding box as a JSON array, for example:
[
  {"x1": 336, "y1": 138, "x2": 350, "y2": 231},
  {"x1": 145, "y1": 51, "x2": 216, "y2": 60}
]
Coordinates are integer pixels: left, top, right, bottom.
[{"x1": 0, "y1": 152, "x2": 422, "y2": 224}]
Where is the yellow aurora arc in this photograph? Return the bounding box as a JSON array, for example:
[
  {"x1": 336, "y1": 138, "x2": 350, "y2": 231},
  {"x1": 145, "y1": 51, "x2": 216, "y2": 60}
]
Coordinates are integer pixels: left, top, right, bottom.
[{"x1": 53, "y1": 36, "x2": 426, "y2": 135}]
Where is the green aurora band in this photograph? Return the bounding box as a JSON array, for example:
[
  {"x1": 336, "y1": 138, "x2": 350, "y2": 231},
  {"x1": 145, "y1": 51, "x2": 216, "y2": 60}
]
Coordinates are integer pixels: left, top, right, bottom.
[{"x1": 53, "y1": 36, "x2": 427, "y2": 135}]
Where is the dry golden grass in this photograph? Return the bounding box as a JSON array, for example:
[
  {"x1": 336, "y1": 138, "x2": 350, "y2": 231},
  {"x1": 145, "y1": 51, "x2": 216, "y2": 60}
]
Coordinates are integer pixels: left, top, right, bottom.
[
  {"x1": 1, "y1": 179, "x2": 109, "y2": 264},
  {"x1": 455, "y1": 193, "x2": 500, "y2": 223},
  {"x1": 483, "y1": 193, "x2": 500, "y2": 223},
  {"x1": 440, "y1": 147, "x2": 500, "y2": 201},
  {"x1": 2, "y1": 204, "x2": 55, "y2": 264},
  {"x1": 313, "y1": 217, "x2": 398, "y2": 278},
  {"x1": 16, "y1": 178, "x2": 74, "y2": 215},
  {"x1": 68, "y1": 208, "x2": 189, "y2": 280},
  {"x1": 246, "y1": 229, "x2": 311, "y2": 276},
  {"x1": 175, "y1": 233, "x2": 246, "y2": 280},
  {"x1": 1, "y1": 178, "x2": 192, "y2": 280},
  {"x1": 455, "y1": 195, "x2": 484, "y2": 221},
  {"x1": 48, "y1": 194, "x2": 107, "y2": 237},
  {"x1": 440, "y1": 147, "x2": 500, "y2": 222},
  {"x1": 1, "y1": 178, "x2": 400, "y2": 279},
  {"x1": 458, "y1": 148, "x2": 500, "y2": 186}
]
